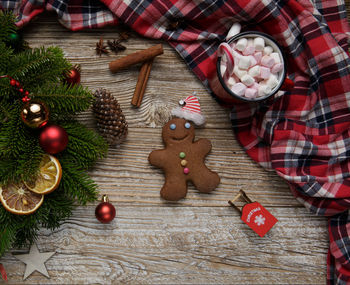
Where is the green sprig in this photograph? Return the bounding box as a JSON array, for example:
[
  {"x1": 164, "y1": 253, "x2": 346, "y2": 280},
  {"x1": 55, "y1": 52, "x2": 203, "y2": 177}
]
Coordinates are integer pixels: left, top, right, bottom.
[{"x1": 0, "y1": 12, "x2": 108, "y2": 256}]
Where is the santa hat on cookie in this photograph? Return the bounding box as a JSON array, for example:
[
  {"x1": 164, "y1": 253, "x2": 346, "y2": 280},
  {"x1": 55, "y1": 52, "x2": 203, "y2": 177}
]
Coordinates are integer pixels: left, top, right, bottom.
[{"x1": 171, "y1": 93, "x2": 205, "y2": 126}]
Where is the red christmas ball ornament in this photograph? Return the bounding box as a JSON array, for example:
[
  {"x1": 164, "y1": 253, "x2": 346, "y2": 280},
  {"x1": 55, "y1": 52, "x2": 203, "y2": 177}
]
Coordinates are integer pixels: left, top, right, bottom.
[
  {"x1": 64, "y1": 65, "x2": 81, "y2": 85},
  {"x1": 39, "y1": 125, "x2": 69, "y2": 154},
  {"x1": 95, "y1": 195, "x2": 116, "y2": 223}
]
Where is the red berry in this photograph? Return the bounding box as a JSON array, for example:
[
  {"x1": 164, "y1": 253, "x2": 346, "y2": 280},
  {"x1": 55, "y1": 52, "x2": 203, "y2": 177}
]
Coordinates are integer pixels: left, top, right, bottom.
[
  {"x1": 15, "y1": 81, "x2": 20, "y2": 87},
  {"x1": 10, "y1": 79, "x2": 16, "y2": 86},
  {"x1": 21, "y1": 96, "x2": 30, "y2": 102},
  {"x1": 25, "y1": 91, "x2": 29, "y2": 96},
  {"x1": 64, "y1": 66, "x2": 81, "y2": 85},
  {"x1": 19, "y1": 88, "x2": 24, "y2": 93}
]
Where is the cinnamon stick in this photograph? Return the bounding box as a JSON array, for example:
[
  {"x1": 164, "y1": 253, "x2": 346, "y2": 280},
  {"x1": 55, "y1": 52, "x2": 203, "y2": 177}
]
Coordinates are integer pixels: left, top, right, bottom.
[
  {"x1": 131, "y1": 59, "x2": 153, "y2": 107},
  {"x1": 109, "y1": 44, "x2": 163, "y2": 73},
  {"x1": 137, "y1": 60, "x2": 153, "y2": 107}
]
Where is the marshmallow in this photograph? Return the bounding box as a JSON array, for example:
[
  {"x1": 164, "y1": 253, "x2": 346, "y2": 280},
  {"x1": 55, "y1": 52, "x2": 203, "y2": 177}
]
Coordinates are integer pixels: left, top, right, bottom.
[
  {"x1": 253, "y1": 82, "x2": 260, "y2": 89},
  {"x1": 236, "y1": 38, "x2": 248, "y2": 51},
  {"x1": 253, "y1": 37, "x2": 265, "y2": 51},
  {"x1": 263, "y1": 46, "x2": 273, "y2": 55},
  {"x1": 248, "y1": 65, "x2": 260, "y2": 77},
  {"x1": 243, "y1": 45, "x2": 255, "y2": 56},
  {"x1": 266, "y1": 74, "x2": 279, "y2": 89},
  {"x1": 233, "y1": 65, "x2": 247, "y2": 78},
  {"x1": 231, "y1": 83, "x2": 247, "y2": 96},
  {"x1": 241, "y1": 74, "x2": 255, "y2": 86},
  {"x1": 271, "y1": 63, "x2": 283, "y2": 74},
  {"x1": 233, "y1": 49, "x2": 243, "y2": 57},
  {"x1": 254, "y1": 52, "x2": 262, "y2": 63},
  {"x1": 260, "y1": 66, "x2": 271, "y2": 79},
  {"x1": 270, "y1": 52, "x2": 281, "y2": 64},
  {"x1": 226, "y1": 23, "x2": 241, "y2": 41},
  {"x1": 238, "y1": 56, "x2": 251, "y2": 70},
  {"x1": 245, "y1": 88, "x2": 258, "y2": 99},
  {"x1": 227, "y1": 76, "x2": 237, "y2": 87},
  {"x1": 247, "y1": 38, "x2": 254, "y2": 46},
  {"x1": 249, "y1": 55, "x2": 257, "y2": 67},
  {"x1": 258, "y1": 85, "x2": 272, "y2": 97},
  {"x1": 261, "y1": 55, "x2": 275, "y2": 68}
]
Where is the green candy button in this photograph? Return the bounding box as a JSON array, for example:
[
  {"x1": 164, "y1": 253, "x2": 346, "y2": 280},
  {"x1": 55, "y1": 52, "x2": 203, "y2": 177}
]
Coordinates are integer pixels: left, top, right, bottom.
[{"x1": 179, "y1": 152, "x2": 186, "y2": 159}]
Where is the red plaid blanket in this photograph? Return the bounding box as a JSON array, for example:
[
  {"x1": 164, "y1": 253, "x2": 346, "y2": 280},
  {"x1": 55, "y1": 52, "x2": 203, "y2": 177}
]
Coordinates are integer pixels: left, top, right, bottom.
[{"x1": 1, "y1": 0, "x2": 350, "y2": 283}]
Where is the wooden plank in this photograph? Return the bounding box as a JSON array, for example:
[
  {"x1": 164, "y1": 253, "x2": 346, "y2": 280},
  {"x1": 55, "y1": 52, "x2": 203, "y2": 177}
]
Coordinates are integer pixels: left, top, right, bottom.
[
  {"x1": 89, "y1": 128, "x2": 300, "y2": 207},
  {"x1": 3, "y1": 207, "x2": 327, "y2": 284},
  {"x1": 23, "y1": 14, "x2": 231, "y2": 130}
]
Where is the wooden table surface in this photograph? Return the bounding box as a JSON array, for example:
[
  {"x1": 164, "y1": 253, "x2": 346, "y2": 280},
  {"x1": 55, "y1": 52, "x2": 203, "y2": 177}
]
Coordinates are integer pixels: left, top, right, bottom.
[{"x1": 3, "y1": 8, "x2": 350, "y2": 284}]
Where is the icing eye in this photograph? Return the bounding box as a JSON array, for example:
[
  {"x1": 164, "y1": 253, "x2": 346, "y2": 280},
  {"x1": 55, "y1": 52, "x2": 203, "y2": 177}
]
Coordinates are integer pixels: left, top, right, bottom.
[
  {"x1": 185, "y1": 122, "x2": 191, "y2": 129},
  {"x1": 170, "y1": 124, "x2": 176, "y2": 130}
]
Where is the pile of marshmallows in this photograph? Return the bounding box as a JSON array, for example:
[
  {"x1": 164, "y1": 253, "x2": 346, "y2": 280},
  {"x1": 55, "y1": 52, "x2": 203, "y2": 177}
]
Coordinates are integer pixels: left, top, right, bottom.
[{"x1": 219, "y1": 36, "x2": 283, "y2": 99}]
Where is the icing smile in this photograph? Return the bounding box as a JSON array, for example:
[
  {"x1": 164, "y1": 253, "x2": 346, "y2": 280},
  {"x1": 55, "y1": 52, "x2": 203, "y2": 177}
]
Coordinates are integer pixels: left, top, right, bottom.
[{"x1": 171, "y1": 134, "x2": 188, "y2": 141}]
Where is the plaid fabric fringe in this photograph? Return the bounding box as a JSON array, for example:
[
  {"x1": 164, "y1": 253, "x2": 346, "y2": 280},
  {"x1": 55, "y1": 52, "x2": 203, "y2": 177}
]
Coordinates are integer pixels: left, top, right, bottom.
[{"x1": 1, "y1": 0, "x2": 350, "y2": 283}]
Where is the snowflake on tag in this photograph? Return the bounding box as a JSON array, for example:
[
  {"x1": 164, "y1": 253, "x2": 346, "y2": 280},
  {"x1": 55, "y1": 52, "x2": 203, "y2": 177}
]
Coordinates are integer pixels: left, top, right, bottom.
[{"x1": 254, "y1": 214, "x2": 265, "y2": 226}]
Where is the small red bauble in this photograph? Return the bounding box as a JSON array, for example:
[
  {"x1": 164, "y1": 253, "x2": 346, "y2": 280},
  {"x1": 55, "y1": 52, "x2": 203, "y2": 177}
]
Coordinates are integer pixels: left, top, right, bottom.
[
  {"x1": 64, "y1": 65, "x2": 81, "y2": 85},
  {"x1": 95, "y1": 195, "x2": 116, "y2": 223},
  {"x1": 39, "y1": 125, "x2": 69, "y2": 154}
]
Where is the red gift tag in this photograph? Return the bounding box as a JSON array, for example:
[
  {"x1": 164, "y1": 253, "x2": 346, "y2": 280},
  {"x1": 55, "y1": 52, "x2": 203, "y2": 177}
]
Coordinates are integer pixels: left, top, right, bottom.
[
  {"x1": 241, "y1": 201, "x2": 277, "y2": 237},
  {"x1": 0, "y1": 263, "x2": 7, "y2": 282},
  {"x1": 229, "y1": 190, "x2": 277, "y2": 237}
]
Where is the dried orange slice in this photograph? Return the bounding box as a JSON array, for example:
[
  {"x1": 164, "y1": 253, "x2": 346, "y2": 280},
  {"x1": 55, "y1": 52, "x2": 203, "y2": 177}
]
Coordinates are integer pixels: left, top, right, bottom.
[
  {"x1": 0, "y1": 183, "x2": 44, "y2": 215},
  {"x1": 24, "y1": 154, "x2": 62, "y2": 195}
]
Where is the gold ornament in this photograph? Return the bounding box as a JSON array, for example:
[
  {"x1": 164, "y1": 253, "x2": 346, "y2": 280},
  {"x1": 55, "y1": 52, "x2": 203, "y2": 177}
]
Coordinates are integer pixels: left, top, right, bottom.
[{"x1": 21, "y1": 100, "x2": 49, "y2": 128}]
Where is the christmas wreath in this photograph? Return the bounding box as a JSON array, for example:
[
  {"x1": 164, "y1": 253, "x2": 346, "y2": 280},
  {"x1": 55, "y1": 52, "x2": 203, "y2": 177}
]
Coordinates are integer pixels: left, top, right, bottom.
[{"x1": 0, "y1": 12, "x2": 108, "y2": 257}]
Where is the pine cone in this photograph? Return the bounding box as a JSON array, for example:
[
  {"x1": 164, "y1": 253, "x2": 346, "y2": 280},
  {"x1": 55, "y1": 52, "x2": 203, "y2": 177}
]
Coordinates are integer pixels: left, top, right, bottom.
[{"x1": 93, "y1": 89, "x2": 128, "y2": 145}]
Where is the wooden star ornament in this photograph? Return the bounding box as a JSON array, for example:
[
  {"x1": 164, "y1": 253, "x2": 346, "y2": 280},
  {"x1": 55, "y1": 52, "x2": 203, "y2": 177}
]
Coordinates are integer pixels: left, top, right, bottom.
[{"x1": 13, "y1": 243, "x2": 55, "y2": 280}]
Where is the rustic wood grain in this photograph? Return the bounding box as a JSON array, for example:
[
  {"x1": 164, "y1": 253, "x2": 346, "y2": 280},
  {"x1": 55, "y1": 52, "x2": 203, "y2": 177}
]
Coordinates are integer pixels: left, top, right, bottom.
[
  {"x1": 3, "y1": 7, "x2": 348, "y2": 283},
  {"x1": 6, "y1": 207, "x2": 327, "y2": 284}
]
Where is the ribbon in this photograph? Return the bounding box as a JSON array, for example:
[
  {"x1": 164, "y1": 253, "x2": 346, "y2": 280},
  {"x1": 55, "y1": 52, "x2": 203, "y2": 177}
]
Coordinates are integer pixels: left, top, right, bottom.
[{"x1": 0, "y1": 263, "x2": 8, "y2": 282}]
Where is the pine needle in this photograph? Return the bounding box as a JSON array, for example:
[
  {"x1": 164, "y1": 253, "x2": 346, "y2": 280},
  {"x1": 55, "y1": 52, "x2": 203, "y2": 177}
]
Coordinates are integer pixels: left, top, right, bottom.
[{"x1": 0, "y1": 12, "x2": 108, "y2": 256}]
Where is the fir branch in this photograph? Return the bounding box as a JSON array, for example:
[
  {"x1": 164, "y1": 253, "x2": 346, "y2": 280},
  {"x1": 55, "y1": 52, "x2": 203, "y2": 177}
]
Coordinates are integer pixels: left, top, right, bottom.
[
  {"x1": 0, "y1": 147, "x2": 43, "y2": 186},
  {"x1": 0, "y1": 102, "x2": 30, "y2": 158},
  {"x1": 37, "y1": 190, "x2": 74, "y2": 229},
  {"x1": 12, "y1": 221, "x2": 39, "y2": 249},
  {"x1": 0, "y1": 190, "x2": 75, "y2": 253},
  {"x1": 0, "y1": 102, "x2": 34, "y2": 156},
  {"x1": 58, "y1": 121, "x2": 108, "y2": 169},
  {"x1": 7, "y1": 46, "x2": 71, "y2": 89},
  {"x1": 0, "y1": 12, "x2": 109, "y2": 258},
  {"x1": 0, "y1": 11, "x2": 17, "y2": 44},
  {"x1": 32, "y1": 83, "x2": 94, "y2": 117},
  {"x1": 0, "y1": 42, "x2": 13, "y2": 72},
  {"x1": 0, "y1": 102, "x2": 43, "y2": 184},
  {"x1": 0, "y1": 79, "x2": 15, "y2": 101},
  {"x1": 0, "y1": 100, "x2": 11, "y2": 124},
  {"x1": 0, "y1": 220, "x2": 16, "y2": 257},
  {"x1": 59, "y1": 160, "x2": 99, "y2": 204}
]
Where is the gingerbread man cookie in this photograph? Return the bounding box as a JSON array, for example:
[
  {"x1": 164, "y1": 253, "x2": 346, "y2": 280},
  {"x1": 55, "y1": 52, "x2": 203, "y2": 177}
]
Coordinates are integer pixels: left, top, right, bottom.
[{"x1": 148, "y1": 118, "x2": 220, "y2": 201}]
